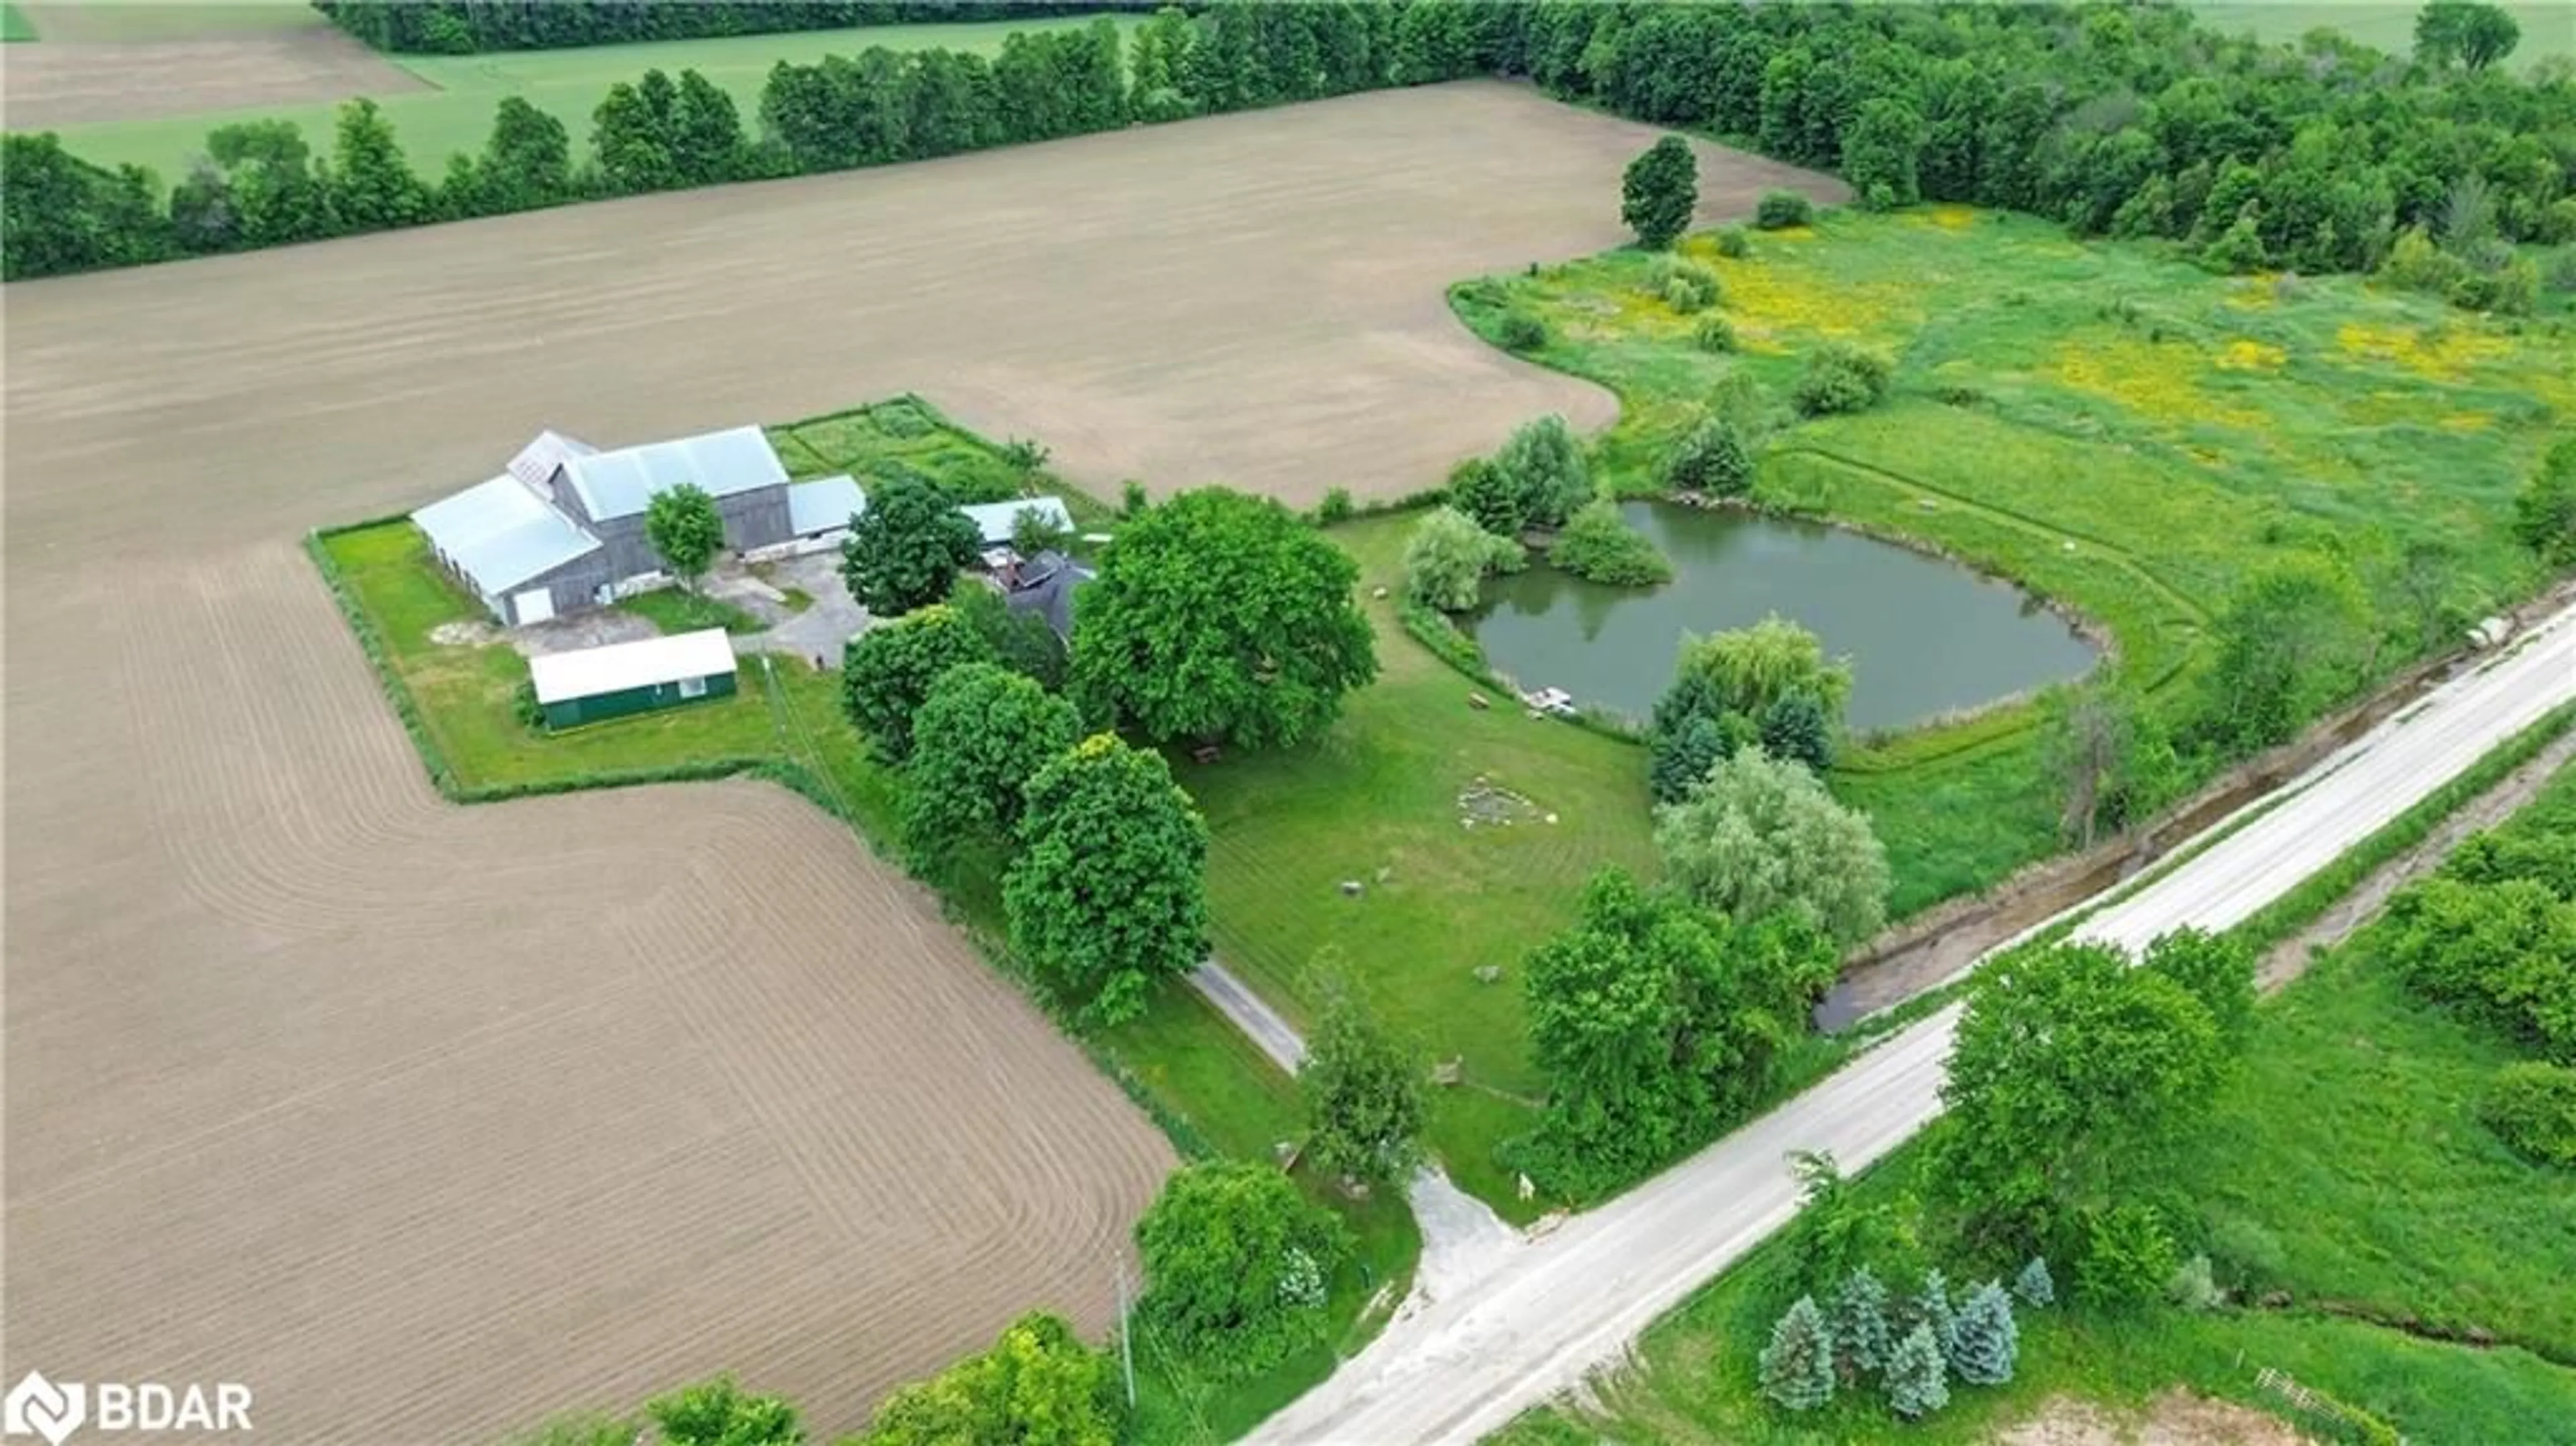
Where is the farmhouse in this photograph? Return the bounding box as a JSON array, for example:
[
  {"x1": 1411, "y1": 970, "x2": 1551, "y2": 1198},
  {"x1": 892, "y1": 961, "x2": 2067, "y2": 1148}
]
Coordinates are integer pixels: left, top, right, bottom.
[
  {"x1": 1002, "y1": 549, "x2": 1092, "y2": 641},
  {"x1": 527, "y1": 628, "x2": 739, "y2": 729},
  {"x1": 413, "y1": 427, "x2": 796, "y2": 625}
]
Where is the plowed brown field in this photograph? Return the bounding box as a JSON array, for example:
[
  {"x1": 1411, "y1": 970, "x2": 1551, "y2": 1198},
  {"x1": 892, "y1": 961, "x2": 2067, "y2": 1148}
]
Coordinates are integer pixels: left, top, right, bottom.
[
  {"x1": 1, "y1": 82, "x2": 1840, "y2": 1443},
  {"x1": 1, "y1": 5, "x2": 427, "y2": 129}
]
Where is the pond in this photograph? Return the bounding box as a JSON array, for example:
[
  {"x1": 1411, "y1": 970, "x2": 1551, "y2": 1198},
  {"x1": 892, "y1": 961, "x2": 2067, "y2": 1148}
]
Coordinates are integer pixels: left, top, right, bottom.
[{"x1": 1466, "y1": 502, "x2": 2101, "y2": 733}]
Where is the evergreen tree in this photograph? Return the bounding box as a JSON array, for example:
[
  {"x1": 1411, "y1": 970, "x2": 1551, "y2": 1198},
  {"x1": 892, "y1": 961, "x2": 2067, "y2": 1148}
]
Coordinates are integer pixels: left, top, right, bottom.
[
  {"x1": 1648, "y1": 711, "x2": 1737, "y2": 805},
  {"x1": 1757, "y1": 691, "x2": 1833, "y2": 773},
  {"x1": 1885, "y1": 1323, "x2": 1950, "y2": 1420},
  {"x1": 2013, "y1": 1256, "x2": 2055, "y2": 1309},
  {"x1": 1831, "y1": 1266, "x2": 1893, "y2": 1378},
  {"x1": 1948, "y1": 1280, "x2": 2019, "y2": 1386},
  {"x1": 1757, "y1": 1295, "x2": 1836, "y2": 1412},
  {"x1": 1622, "y1": 134, "x2": 1698, "y2": 249},
  {"x1": 1912, "y1": 1270, "x2": 1957, "y2": 1359}
]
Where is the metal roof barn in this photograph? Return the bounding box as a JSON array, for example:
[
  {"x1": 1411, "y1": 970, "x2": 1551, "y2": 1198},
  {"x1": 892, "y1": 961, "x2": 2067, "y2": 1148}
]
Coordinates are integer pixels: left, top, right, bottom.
[
  {"x1": 412, "y1": 474, "x2": 602, "y2": 602},
  {"x1": 506, "y1": 429, "x2": 598, "y2": 492},
  {"x1": 558, "y1": 427, "x2": 787, "y2": 522},
  {"x1": 786, "y1": 475, "x2": 866, "y2": 538},
  {"x1": 959, "y1": 496, "x2": 1074, "y2": 546},
  {"x1": 527, "y1": 628, "x2": 740, "y2": 729}
]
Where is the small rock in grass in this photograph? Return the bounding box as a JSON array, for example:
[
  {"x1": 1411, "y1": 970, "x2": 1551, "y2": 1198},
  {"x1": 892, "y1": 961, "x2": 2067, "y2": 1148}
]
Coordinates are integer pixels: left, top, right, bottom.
[
  {"x1": 1545, "y1": 812, "x2": 1560, "y2": 824},
  {"x1": 1468, "y1": 691, "x2": 1491, "y2": 710},
  {"x1": 1371, "y1": 585, "x2": 1390, "y2": 599},
  {"x1": 1340, "y1": 879, "x2": 1364, "y2": 897},
  {"x1": 1473, "y1": 965, "x2": 1503, "y2": 985}
]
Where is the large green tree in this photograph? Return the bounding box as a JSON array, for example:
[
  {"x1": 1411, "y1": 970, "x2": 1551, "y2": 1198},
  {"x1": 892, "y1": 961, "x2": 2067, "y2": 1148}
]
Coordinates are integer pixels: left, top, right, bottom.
[
  {"x1": 841, "y1": 475, "x2": 983, "y2": 618},
  {"x1": 1933, "y1": 938, "x2": 2229, "y2": 1256},
  {"x1": 329, "y1": 97, "x2": 430, "y2": 231},
  {"x1": 2414, "y1": 1, "x2": 2520, "y2": 69},
  {"x1": 1006, "y1": 733, "x2": 1209, "y2": 1026},
  {"x1": 1136, "y1": 1160, "x2": 1350, "y2": 1378},
  {"x1": 840, "y1": 604, "x2": 995, "y2": 763},
  {"x1": 1621, "y1": 134, "x2": 1698, "y2": 249},
  {"x1": 1654, "y1": 748, "x2": 1890, "y2": 948},
  {"x1": 2201, "y1": 551, "x2": 2370, "y2": 753},
  {"x1": 1071, "y1": 487, "x2": 1377, "y2": 750},
  {"x1": 645, "y1": 482, "x2": 724, "y2": 589},
  {"x1": 853, "y1": 1312, "x2": 1117, "y2": 1446},
  {"x1": 1521, "y1": 869, "x2": 1839, "y2": 1197},
  {"x1": 1842, "y1": 97, "x2": 1925, "y2": 209},
  {"x1": 1298, "y1": 960, "x2": 1426, "y2": 1186},
  {"x1": 1493, "y1": 414, "x2": 1594, "y2": 531},
  {"x1": 902, "y1": 662, "x2": 1081, "y2": 875},
  {"x1": 669, "y1": 67, "x2": 747, "y2": 184},
  {"x1": 476, "y1": 96, "x2": 574, "y2": 213}
]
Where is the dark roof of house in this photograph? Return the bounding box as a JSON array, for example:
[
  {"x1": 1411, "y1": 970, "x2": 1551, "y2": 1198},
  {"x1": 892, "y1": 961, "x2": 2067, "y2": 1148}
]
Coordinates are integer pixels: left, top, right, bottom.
[{"x1": 1005, "y1": 551, "x2": 1090, "y2": 638}]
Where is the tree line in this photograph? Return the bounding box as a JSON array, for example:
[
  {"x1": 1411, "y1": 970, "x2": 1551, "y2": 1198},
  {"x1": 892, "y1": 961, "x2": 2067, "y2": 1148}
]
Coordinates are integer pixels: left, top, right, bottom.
[
  {"x1": 312, "y1": 1, "x2": 1157, "y2": 56},
  {"x1": 1, "y1": 0, "x2": 1497, "y2": 282},
  {"x1": 14, "y1": 2, "x2": 2567, "y2": 287}
]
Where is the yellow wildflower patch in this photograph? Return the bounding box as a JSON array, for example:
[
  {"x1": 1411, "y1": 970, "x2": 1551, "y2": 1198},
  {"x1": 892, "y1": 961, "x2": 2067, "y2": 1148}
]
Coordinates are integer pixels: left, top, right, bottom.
[
  {"x1": 1921, "y1": 205, "x2": 1978, "y2": 231},
  {"x1": 1707, "y1": 254, "x2": 1910, "y2": 344},
  {"x1": 2049, "y1": 335, "x2": 2264, "y2": 431},
  {"x1": 2215, "y1": 339, "x2": 2287, "y2": 371},
  {"x1": 2334, "y1": 321, "x2": 2512, "y2": 382}
]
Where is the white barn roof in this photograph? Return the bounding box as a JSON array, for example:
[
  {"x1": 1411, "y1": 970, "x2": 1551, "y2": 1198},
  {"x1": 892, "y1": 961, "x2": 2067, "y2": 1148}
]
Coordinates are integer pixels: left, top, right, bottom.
[
  {"x1": 506, "y1": 429, "x2": 596, "y2": 491},
  {"x1": 412, "y1": 475, "x2": 600, "y2": 597},
  {"x1": 528, "y1": 628, "x2": 738, "y2": 704},
  {"x1": 560, "y1": 426, "x2": 786, "y2": 522},
  {"x1": 959, "y1": 496, "x2": 1074, "y2": 546},
  {"x1": 786, "y1": 475, "x2": 866, "y2": 537}
]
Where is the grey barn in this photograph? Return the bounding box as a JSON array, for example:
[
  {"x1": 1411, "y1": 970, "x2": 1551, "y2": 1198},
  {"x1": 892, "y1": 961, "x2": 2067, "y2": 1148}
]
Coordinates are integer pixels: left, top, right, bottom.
[
  {"x1": 413, "y1": 427, "x2": 794, "y2": 626},
  {"x1": 544, "y1": 427, "x2": 792, "y2": 580}
]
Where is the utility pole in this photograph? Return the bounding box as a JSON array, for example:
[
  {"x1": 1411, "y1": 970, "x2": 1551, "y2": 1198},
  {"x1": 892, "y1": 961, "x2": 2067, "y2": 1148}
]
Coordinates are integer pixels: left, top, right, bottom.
[{"x1": 1117, "y1": 1260, "x2": 1137, "y2": 1408}]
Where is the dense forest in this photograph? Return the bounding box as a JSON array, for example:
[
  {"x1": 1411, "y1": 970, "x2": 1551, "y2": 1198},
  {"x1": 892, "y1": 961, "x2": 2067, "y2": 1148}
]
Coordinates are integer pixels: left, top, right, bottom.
[
  {"x1": 6, "y1": 1, "x2": 2573, "y2": 296},
  {"x1": 312, "y1": 1, "x2": 1162, "y2": 56}
]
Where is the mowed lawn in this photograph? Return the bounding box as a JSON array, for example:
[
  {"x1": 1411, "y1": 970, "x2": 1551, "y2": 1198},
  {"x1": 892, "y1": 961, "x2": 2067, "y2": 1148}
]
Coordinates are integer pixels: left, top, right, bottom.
[
  {"x1": 50, "y1": 11, "x2": 1128, "y2": 178},
  {"x1": 1491, "y1": 768, "x2": 2576, "y2": 1446},
  {"x1": 1458, "y1": 205, "x2": 2572, "y2": 915},
  {"x1": 1, "y1": 3, "x2": 36, "y2": 43}
]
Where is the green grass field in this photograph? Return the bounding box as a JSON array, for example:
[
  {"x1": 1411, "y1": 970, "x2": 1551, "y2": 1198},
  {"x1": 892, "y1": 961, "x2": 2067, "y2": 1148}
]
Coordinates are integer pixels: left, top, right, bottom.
[
  {"x1": 51, "y1": 13, "x2": 1126, "y2": 180},
  {"x1": 1453, "y1": 205, "x2": 2569, "y2": 917},
  {"x1": 1490, "y1": 766, "x2": 2576, "y2": 1445},
  {"x1": 2194, "y1": 1, "x2": 2576, "y2": 66},
  {"x1": 1, "y1": 3, "x2": 36, "y2": 42}
]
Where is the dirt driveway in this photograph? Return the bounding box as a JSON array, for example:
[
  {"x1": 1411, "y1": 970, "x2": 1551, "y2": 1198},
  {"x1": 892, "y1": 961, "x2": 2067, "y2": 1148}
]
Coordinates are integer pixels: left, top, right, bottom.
[{"x1": 1, "y1": 83, "x2": 1839, "y2": 1443}]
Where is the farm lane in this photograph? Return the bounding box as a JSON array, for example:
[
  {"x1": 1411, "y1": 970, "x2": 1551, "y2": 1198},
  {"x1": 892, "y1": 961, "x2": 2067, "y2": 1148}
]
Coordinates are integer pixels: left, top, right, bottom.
[
  {"x1": 1254, "y1": 604, "x2": 2576, "y2": 1445},
  {"x1": 1, "y1": 85, "x2": 1843, "y2": 1443},
  {"x1": 1184, "y1": 960, "x2": 1521, "y2": 1305}
]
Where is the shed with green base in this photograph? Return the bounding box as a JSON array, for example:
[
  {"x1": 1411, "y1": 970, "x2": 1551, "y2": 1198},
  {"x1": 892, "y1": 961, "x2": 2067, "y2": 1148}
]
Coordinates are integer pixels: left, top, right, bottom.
[{"x1": 528, "y1": 627, "x2": 739, "y2": 730}]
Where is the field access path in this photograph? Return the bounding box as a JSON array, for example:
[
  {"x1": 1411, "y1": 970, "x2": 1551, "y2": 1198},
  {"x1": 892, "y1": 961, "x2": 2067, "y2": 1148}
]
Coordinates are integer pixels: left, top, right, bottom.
[
  {"x1": 2, "y1": 84, "x2": 1840, "y2": 1443},
  {"x1": 1255, "y1": 604, "x2": 2576, "y2": 1444}
]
